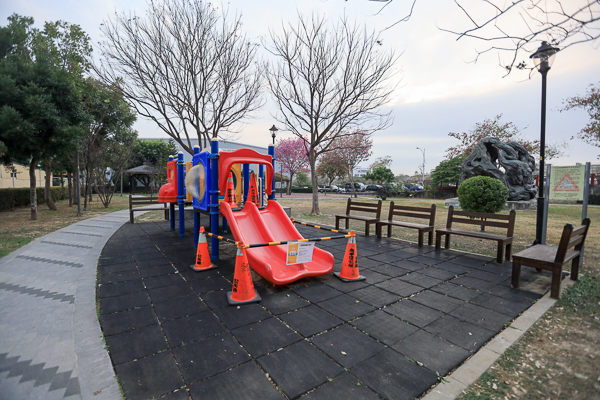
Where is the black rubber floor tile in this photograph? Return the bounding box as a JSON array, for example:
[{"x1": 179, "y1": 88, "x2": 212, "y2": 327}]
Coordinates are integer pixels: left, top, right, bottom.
[
  {"x1": 486, "y1": 284, "x2": 541, "y2": 301},
  {"x1": 105, "y1": 324, "x2": 168, "y2": 365},
  {"x1": 369, "y1": 264, "x2": 409, "y2": 278},
  {"x1": 292, "y1": 282, "x2": 343, "y2": 303},
  {"x1": 143, "y1": 273, "x2": 186, "y2": 289},
  {"x1": 116, "y1": 351, "x2": 184, "y2": 400},
  {"x1": 173, "y1": 332, "x2": 251, "y2": 383},
  {"x1": 466, "y1": 270, "x2": 510, "y2": 284},
  {"x1": 351, "y1": 310, "x2": 419, "y2": 346},
  {"x1": 450, "y1": 303, "x2": 512, "y2": 331},
  {"x1": 155, "y1": 389, "x2": 189, "y2": 400},
  {"x1": 351, "y1": 348, "x2": 437, "y2": 400},
  {"x1": 384, "y1": 300, "x2": 444, "y2": 328},
  {"x1": 300, "y1": 372, "x2": 380, "y2": 400},
  {"x1": 407, "y1": 255, "x2": 445, "y2": 266},
  {"x1": 361, "y1": 269, "x2": 389, "y2": 284},
  {"x1": 390, "y1": 260, "x2": 427, "y2": 272},
  {"x1": 257, "y1": 340, "x2": 344, "y2": 399},
  {"x1": 162, "y1": 310, "x2": 226, "y2": 347},
  {"x1": 348, "y1": 286, "x2": 399, "y2": 308},
  {"x1": 99, "y1": 255, "x2": 134, "y2": 266},
  {"x1": 190, "y1": 276, "x2": 232, "y2": 294},
  {"x1": 100, "y1": 291, "x2": 151, "y2": 314},
  {"x1": 101, "y1": 305, "x2": 158, "y2": 336},
  {"x1": 200, "y1": 290, "x2": 230, "y2": 309},
  {"x1": 318, "y1": 294, "x2": 375, "y2": 321},
  {"x1": 311, "y1": 324, "x2": 385, "y2": 368},
  {"x1": 323, "y1": 277, "x2": 370, "y2": 293},
  {"x1": 258, "y1": 291, "x2": 309, "y2": 315},
  {"x1": 451, "y1": 276, "x2": 498, "y2": 291},
  {"x1": 398, "y1": 272, "x2": 443, "y2": 289},
  {"x1": 375, "y1": 278, "x2": 423, "y2": 297},
  {"x1": 154, "y1": 295, "x2": 208, "y2": 322},
  {"x1": 280, "y1": 305, "x2": 343, "y2": 337},
  {"x1": 189, "y1": 362, "x2": 283, "y2": 400},
  {"x1": 148, "y1": 283, "x2": 196, "y2": 303},
  {"x1": 132, "y1": 251, "x2": 163, "y2": 261},
  {"x1": 425, "y1": 315, "x2": 495, "y2": 352},
  {"x1": 98, "y1": 261, "x2": 137, "y2": 274},
  {"x1": 355, "y1": 258, "x2": 383, "y2": 269},
  {"x1": 213, "y1": 303, "x2": 272, "y2": 330},
  {"x1": 139, "y1": 264, "x2": 176, "y2": 278},
  {"x1": 451, "y1": 254, "x2": 492, "y2": 268},
  {"x1": 469, "y1": 292, "x2": 533, "y2": 317},
  {"x1": 417, "y1": 251, "x2": 460, "y2": 262},
  {"x1": 232, "y1": 318, "x2": 302, "y2": 357},
  {"x1": 98, "y1": 279, "x2": 145, "y2": 298},
  {"x1": 417, "y1": 267, "x2": 459, "y2": 281},
  {"x1": 431, "y1": 282, "x2": 481, "y2": 301},
  {"x1": 479, "y1": 262, "x2": 513, "y2": 275},
  {"x1": 410, "y1": 290, "x2": 465, "y2": 313},
  {"x1": 137, "y1": 256, "x2": 170, "y2": 269},
  {"x1": 435, "y1": 262, "x2": 473, "y2": 275},
  {"x1": 177, "y1": 267, "x2": 222, "y2": 281},
  {"x1": 367, "y1": 252, "x2": 404, "y2": 264},
  {"x1": 392, "y1": 330, "x2": 471, "y2": 375}
]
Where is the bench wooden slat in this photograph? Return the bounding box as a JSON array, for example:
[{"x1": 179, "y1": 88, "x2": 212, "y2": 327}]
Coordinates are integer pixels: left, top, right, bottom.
[
  {"x1": 392, "y1": 211, "x2": 432, "y2": 220},
  {"x1": 349, "y1": 206, "x2": 381, "y2": 213},
  {"x1": 451, "y1": 209, "x2": 512, "y2": 220},
  {"x1": 130, "y1": 201, "x2": 165, "y2": 206},
  {"x1": 449, "y1": 217, "x2": 511, "y2": 229},
  {"x1": 436, "y1": 228, "x2": 511, "y2": 241}
]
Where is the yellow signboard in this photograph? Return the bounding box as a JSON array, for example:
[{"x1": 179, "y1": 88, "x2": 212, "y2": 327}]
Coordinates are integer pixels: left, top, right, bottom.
[{"x1": 549, "y1": 165, "x2": 586, "y2": 201}]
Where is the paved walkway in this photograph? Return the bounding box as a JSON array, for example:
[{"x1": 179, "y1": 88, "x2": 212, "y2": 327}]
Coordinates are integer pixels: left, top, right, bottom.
[{"x1": 0, "y1": 210, "x2": 132, "y2": 400}]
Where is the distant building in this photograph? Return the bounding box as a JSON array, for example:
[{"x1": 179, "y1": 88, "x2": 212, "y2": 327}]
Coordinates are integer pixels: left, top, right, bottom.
[
  {"x1": 353, "y1": 166, "x2": 369, "y2": 178},
  {"x1": 1, "y1": 164, "x2": 51, "y2": 189}
]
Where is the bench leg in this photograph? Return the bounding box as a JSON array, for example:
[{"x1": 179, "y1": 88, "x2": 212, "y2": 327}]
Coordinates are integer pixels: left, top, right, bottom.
[
  {"x1": 345, "y1": 219, "x2": 349, "y2": 230},
  {"x1": 496, "y1": 243, "x2": 504, "y2": 264},
  {"x1": 417, "y1": 231, "x2": 424, "y2": 248},
  {"x1": 570, "y1": 255, "x2": 580, "y2": 281},
  {"x1": 365, "y1": 222, "x2": 370, "y2": 236},
  {"x1": 130, "y1": 209, "x2": 134, "y2": 224},
  {"x1": 335, "y1": 217, "x2": 341, "y2": 231},
  {"x1": 505, "y1": 243, "x2": 512, "y2": 261},
  {"x1": 550, "y1": 266, "x2": 562, "y2": 299},
  {"x1": 376, "y1": 224, "x2": 382, "y2": 239},
  {"x1": 427, "y1": 231, "x2": 433, "y2": 246},
  {"x1": 435, "y1": 232, "x2": 442, "y2": 252},
  {"x1": 387, "y1": 225, "x2": 392, "y2": 238},
  {"x1": 511, "y1": 259, "x2": 521, "y2": 289},
  {"x1": 444, "y1": 234, "x2": 450, "y2": 249}
]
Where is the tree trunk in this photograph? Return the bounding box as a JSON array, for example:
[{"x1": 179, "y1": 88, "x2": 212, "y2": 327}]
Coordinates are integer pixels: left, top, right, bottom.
[
  {"x1": 67, "y1": 172, "x2": 73, "y2": 207},
  {"x1": 29, "y1": 158, "x2": 37, "y2": 221},
  {"x1": 287, "y1": 172, "x2": 294, "y2": 195},
  {"x1": 44, "y1": 160, "x2": 57, "y2": 210},
  {"x1": 309, "y1": 153, "x2": 320, "y2": 215}
]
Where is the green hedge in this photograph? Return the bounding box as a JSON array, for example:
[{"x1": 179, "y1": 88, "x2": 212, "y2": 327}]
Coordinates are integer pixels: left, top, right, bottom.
[{"x1": 0, "y1": 186, "x2": 69, "y2": 212}]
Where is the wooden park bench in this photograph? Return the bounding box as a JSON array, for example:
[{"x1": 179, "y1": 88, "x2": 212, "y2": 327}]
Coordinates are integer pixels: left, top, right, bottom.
[
  {"x1": 129, "y1": 194, "x2": 169, "y2": 223},
  {"x1": 511, "y1": 218, "x2": 591, "y2": 299},
  {"x1": 335, "y1": 198, "x2": 382, "y2": 236},
  {"x1": 435, "y1": 205, "x2": 516, "y2": 263},
  {"x1": 376, "y1": 202, "x2": 436, "y2": 247}
]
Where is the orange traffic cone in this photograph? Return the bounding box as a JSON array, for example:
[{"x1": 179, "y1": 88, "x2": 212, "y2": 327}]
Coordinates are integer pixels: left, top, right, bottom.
[
  {"x1": 334, "y1": 232, "x2": 365, "y2": 282},
  {"x1": 227, "y1": 245, "x2": 261, "y2": 305},
  {"x1": 248, "y1": 172, "x2": 259, "y2": 205},
  {"x1": 190, "y1": 227, "x2": 216, "y2": 271},
  {"x1": 226, "y1": 172, "x2": 237, "y2": 208}
]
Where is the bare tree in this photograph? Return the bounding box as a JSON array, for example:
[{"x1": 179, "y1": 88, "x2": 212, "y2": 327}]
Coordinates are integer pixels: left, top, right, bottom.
[
  {"x1": 96, "y1": 0, "x2": 263, "y2": 152},
  {"x1": 373, "y1": 0, "x2": 600, "y2": 75},
  {"x1": 266, "y1": 13, "x2": 398, "y2": 215}
]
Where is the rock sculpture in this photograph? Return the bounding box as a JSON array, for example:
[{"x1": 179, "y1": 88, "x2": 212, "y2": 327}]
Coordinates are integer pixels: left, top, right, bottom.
[{"x1": 460, "y1": 137, "x2": 536, "y2": 201}]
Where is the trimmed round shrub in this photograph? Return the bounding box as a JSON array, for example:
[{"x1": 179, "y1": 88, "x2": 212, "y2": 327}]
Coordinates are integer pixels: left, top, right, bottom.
[{"x1": 457, "y1": 176, "x2": 509, "y2": 214}]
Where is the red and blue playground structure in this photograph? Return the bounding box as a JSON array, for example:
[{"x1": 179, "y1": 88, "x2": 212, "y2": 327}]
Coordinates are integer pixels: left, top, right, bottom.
[{"x1": 157, "y1": 139, "x2": 350, "y2": 286}]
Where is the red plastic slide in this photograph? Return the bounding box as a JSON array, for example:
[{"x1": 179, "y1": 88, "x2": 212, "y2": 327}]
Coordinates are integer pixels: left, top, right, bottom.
[{"x1": 220, "y1": 200, "x2": 335, "y2": 285}]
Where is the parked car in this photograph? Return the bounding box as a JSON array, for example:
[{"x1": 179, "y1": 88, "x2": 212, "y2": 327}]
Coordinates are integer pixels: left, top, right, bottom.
[
  {"x1": 345, "y1": 182, "x2": 366, "y2": 192},
  {"x1": 365, "y1": 184, "x2": 381, "y2": 191},
  {"x1": 319, "y1": 185, "x2": 341, "y2": 193}
]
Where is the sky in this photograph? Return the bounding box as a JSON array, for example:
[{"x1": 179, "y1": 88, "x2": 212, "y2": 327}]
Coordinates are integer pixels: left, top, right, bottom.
[{"x1": 2, "y1": 0, "x2": 599, "y2": 176}]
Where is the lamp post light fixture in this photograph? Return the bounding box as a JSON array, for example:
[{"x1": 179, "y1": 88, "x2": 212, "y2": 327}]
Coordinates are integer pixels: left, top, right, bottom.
[
  {"x1": 269, "y1": 125, "x2": 279, "y2": 196},
  {"x1": 531, "y1": 41, "x2": 559, "y2": 245},
  {"x1": 416, "y1": 147, "x2": 425, "y2": 189}
]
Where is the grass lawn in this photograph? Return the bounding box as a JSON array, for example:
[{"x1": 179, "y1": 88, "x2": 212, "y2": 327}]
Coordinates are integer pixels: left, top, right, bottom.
[{"x1": 2, "y1": 192, "x2": 598, "y2": 399}]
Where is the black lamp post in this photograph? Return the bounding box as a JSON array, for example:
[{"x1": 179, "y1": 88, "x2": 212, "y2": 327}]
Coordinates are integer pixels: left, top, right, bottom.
[
  {"x1": 269, "y1": 125, "x2": 279, "y2": 196},
  {"x1": 531, "y1": 41, "x2": 559, "y2": 245}
]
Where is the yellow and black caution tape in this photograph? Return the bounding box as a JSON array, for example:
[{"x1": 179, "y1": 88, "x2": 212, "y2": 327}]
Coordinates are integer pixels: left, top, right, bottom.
[{"x1": 291, "y1": 218, "x2": 349, "y2": 234}]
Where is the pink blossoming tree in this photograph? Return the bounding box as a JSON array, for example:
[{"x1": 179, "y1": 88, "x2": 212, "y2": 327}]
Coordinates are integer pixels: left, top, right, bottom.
[{"x1": 275, "y1": 137, "x2": 310, "y2": 195}]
